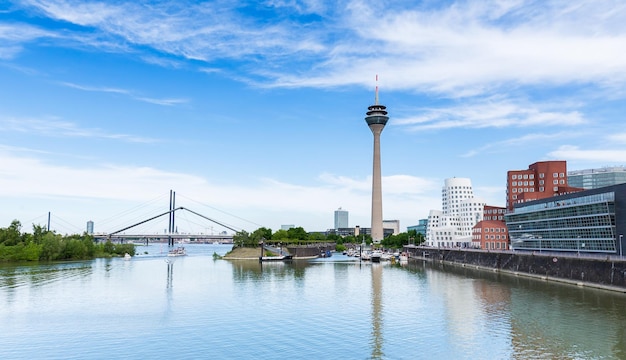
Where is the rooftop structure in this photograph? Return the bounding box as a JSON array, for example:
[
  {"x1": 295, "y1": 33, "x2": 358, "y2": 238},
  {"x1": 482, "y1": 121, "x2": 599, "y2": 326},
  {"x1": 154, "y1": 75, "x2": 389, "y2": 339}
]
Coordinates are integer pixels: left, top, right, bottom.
[{"x1": 568, "y1": 166, "x2": 626, "y2": 189}]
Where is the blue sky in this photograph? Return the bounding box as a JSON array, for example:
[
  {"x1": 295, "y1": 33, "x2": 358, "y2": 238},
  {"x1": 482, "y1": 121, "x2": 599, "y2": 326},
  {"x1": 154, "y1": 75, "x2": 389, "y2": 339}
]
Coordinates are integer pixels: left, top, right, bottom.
[{"x1": 1, "y1": 0, "x2": 626, "y2": 235}]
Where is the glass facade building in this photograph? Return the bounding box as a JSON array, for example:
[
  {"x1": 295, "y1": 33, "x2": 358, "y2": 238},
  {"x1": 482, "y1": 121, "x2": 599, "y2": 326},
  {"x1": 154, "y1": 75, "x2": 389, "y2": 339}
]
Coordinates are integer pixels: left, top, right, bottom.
[
  {"x1": 334, "y1": 208, "x2": 349, "y2": 230},
  {"x1": 505, "y1": 183, "x2": 626, "y2": 254},
  {"x1": 568, "y1": 166, "x2": 626, "y2": 190}
]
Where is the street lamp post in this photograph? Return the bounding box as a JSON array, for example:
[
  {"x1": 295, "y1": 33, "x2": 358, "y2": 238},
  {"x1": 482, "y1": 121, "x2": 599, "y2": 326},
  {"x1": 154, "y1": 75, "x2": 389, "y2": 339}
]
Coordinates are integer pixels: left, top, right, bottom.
[{"x1": 620, "y1": 234, "x2": 623, "y2": 259}]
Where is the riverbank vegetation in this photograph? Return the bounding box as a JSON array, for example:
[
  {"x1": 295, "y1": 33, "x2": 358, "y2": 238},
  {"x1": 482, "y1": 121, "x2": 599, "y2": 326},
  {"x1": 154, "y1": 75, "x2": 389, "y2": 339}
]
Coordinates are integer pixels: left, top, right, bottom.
[
  {"x1": 0, "y1": 220, "x2": 135, "y2": 262},
  {"x1": 231, "y1": 226, "x2": 424, "y2": 250}
]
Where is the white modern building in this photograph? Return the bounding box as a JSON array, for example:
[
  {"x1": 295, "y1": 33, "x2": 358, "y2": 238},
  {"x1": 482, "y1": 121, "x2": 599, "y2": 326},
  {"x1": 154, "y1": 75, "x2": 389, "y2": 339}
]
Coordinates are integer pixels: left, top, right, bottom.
[
  {"x1": 334, "y1": 208, "x2": 349, "y2": 229},
  {"x1": 426, "y1": 177, "x2": 485, "y2": 248},
  {"x1": 383, "y1": 220, "x2": 400, "y2": 235}
]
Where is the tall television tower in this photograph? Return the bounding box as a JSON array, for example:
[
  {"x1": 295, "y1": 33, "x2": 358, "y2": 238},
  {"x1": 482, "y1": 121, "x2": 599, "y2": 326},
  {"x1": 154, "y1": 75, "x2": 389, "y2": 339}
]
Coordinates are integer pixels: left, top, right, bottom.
[{"x1": 365, "y1": 75, "x2": 389, "y2": 243}]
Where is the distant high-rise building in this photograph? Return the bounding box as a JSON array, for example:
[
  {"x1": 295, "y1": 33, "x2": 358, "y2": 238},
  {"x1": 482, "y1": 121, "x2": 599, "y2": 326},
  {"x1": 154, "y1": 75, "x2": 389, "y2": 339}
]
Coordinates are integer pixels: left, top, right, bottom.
[
  {"x1": 506, "y1": 161, "x2": 582, "y2": 211},
  {"x1": 365, "y1": 77, "x2": 389, "y2": 243},
  {"x1": 334, "y1": 208, "x2": 349, "y2": 229},
  {"x1": 86, "y1": 220, "x2": 94, "y2": 235},
  {"x1": 568, "y1": 166, "x2": 626, "y2": 189}
]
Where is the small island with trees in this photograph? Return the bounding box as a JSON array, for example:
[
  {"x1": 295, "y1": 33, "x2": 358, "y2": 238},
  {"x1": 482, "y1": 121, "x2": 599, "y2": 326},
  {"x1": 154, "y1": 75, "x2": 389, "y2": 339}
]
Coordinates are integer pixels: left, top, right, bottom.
[{"x1": 224, "y1": 226, "x2": 424, "y2": 259}]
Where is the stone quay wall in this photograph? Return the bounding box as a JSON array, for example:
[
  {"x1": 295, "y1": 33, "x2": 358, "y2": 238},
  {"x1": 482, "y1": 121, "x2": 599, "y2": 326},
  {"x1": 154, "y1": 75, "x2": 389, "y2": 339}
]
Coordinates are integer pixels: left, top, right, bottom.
[
  {"x1": 286, "y1": 244, "x2": 334, "y2": 258},
  {"x1": 406, "y1": 247, "x2": 626, "y2": 292}
]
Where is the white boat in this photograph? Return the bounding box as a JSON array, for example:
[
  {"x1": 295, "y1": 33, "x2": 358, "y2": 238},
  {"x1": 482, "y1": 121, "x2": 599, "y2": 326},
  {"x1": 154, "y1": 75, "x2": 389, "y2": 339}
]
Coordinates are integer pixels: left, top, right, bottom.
[
  {"x1": 124, "y1": 253, "x2": 132, "y2": 261},
  {"x1": 371, "y1": 250, "x2": 382, "y2": 263},
  {"x1": 167, "y1": 246, "x2": 187, "y2": 257},
  {"x1": 399, "y1": 252, "x2": 408, "y2": 262}
]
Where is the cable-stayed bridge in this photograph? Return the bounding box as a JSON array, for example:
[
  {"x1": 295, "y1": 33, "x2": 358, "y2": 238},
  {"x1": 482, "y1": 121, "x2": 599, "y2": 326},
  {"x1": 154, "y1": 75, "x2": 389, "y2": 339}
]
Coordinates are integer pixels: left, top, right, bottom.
[{"x1": 96, "y1": 204, "x2": 238, "y2": 245}]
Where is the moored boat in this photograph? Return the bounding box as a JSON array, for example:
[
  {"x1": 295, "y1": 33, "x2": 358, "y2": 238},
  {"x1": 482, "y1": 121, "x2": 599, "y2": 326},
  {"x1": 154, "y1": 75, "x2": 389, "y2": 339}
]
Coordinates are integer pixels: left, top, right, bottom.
[{"x1": 167, "y1": 246, "x2": 187, "y2": 257}]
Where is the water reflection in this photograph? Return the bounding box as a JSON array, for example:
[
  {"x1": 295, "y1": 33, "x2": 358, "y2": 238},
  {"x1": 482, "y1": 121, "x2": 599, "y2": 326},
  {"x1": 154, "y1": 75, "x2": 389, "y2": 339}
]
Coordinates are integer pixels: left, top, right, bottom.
[
  {"x1": 370, "y1": 263, "x2": 384, "y2": 359},
  {"x1": 422, "y1": 261, "x2": 626, "y2": 358}
]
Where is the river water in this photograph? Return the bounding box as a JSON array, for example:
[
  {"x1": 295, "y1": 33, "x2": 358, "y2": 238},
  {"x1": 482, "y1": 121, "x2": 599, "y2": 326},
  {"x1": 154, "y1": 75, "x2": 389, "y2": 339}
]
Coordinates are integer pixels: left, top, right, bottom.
[{"x1": 1, "y1": 244, "x2": 625, "y2": 360}]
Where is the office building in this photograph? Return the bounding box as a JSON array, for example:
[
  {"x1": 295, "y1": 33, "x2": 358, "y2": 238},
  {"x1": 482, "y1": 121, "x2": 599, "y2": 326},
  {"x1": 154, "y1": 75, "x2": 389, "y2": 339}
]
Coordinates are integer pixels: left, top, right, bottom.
[
  {"x1": 568, "y1": 166, "x2": 626, "y2": 189},
  {"x1": 506, "y1": 160, "x2": 582, "y2": 211},
  {"x1": 505, "y1": 183, "x2": 626, "y2": 255},
  {"x1": 407, "y1": 219, "x2": 428, "y2": 236},
  {"x1": 334, "y1": 208, "x2": 349, "y2": 229},
  {"x1": 382, "y1": 220, "x2": 400, "y2": 235},
  {"x1": 86, "y1": 220, "x2": 94, "y2": 235}
]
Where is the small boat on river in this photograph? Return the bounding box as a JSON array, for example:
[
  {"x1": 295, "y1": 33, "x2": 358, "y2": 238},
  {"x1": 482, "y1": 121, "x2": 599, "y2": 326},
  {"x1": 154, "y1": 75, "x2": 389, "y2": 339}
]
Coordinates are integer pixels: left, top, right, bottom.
[
  {"x1": 259, "y1": 255, "x2": 293, "y2": 262},
  {"x1": 167, "y1": 246, "x2": 187, "y2": 257}
]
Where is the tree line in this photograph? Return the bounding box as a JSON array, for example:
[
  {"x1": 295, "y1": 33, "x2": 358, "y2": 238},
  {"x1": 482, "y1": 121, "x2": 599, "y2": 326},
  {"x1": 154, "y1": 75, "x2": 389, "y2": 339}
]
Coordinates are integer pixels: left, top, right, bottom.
[
  {"x1": 232, "y1": 226, "x2": 424, "y2": 250},
  {"x1": 0, "y1": 220, "x2": 135, "y2": 262}
]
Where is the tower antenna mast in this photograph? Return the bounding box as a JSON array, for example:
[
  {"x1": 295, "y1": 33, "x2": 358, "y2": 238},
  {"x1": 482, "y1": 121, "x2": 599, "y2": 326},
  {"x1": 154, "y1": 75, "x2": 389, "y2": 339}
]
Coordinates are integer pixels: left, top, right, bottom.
[{"x1": 375, "y1": 74, "x2": 379, "y2": 105}]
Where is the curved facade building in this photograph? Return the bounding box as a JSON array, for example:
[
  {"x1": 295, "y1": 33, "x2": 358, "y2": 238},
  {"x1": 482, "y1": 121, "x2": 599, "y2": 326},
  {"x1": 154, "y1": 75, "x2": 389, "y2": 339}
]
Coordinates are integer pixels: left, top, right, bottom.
[{"x1": 426, "y1": 178, "x2": 485, "y2": 248}]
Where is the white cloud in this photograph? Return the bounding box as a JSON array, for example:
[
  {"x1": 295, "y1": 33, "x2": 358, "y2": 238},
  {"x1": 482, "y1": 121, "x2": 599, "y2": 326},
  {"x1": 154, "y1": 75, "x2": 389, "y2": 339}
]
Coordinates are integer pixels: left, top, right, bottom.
[
  {"x1": 394, "y1": 98, "x2": 585, "y2": 131},
  {"x1": 461, "y1": 131, "x2": 583, "y2": 157},
  {"x1": 548, "y1": 145, "x2": 626, "y2": 163},
  {"x1": 0, "y1": 150, "x2": 435, "y2": 233},
  {"x1": 60, "y1": 82, "x2": 188, "y2": 106},
  {"x1": 9, "y1": 0, "x2": 626, "y2": 98},
  {"x1": 0, "y1": 116, "x2": 158, "y2": 143}
]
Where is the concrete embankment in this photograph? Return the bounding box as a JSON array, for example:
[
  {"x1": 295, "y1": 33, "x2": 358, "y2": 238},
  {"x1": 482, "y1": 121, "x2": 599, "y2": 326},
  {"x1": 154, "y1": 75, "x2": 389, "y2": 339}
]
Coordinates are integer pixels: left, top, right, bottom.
[
  {"x1": 223, "y1": 245, "x2": 329, "y2": 260},
  {"x1": 407, "y1": 247, "x2": 626, "y2": 293}
]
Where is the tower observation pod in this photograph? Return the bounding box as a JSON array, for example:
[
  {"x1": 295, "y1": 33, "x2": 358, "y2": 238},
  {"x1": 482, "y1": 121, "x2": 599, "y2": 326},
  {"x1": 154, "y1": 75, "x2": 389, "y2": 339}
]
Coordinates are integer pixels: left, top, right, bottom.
[{"x1": 365, "y1": 76, "x2": 389, "y2": 243}]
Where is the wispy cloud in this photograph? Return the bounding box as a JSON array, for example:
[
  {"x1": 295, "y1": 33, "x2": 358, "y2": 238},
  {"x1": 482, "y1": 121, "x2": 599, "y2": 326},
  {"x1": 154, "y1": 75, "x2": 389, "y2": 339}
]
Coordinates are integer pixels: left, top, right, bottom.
[
  {"x1": 0, "y1": 116, "x2": 158, "y2": 143},
  {"x1": 60, "y1": 82, "x2": 188, "y2": 106},
  {"x1": 395, "y1": 98, "x2": 585, "y2": 131},
  {"x1": 0, "y1": 151, "x2": 439, "y2": 232},
  {"x1": 548, "y1": 145, "x2": 626, "y2": 163},
  {"x1": 461, "y1": 131, "x2": 583, "y2": 158},
  {"x1": 10, "y1": 0, "x2": 626, "y2": 99}
]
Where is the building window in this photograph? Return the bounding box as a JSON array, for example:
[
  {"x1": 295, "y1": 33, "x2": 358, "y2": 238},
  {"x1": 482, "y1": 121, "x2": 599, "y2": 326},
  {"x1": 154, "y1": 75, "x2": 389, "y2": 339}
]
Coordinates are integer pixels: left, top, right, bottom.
[
  {"x1": 523, "y1": 174, "x2": 528, "y2": 179},
  {"x1": 539, "y1": 180, "x2": 544, "y2": 185},
  {"x1": 553, "y1": 173, "x2": 558, "y2": 177},
  {"x1": 553, "y1": 180, "x2": 559, "y2": 184},
  {"x1": 553, "y1": 186, "x2": 558, "y2": 191},
  {"x1": 560, "y1": 179, "x2": 565, "y2": 184},
  {"x1": 540, "y1": 173, "x2": 545, "y2": 178},
  {"x1": 539, "y1": 187, "x2": 544, "y2": 192},
  {"x1": 530, "y1": 174, "x2": 534, "y2": 179},
  {"x1": 512, "y1": 175, "x2": 517, "y2": 180},
  {"x1": 560, "y1": 173, "x2": 565, "y2": 177}
]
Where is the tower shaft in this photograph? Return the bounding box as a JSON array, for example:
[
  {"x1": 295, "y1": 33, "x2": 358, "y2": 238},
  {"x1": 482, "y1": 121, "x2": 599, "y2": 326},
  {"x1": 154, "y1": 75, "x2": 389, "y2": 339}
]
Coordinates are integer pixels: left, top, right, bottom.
[
  {"x1": 370, "y1": 124, "x2": 384, "y2": 242},
  {"x1": 365, "y1": 97, "x2": 389, "y2": 244}
]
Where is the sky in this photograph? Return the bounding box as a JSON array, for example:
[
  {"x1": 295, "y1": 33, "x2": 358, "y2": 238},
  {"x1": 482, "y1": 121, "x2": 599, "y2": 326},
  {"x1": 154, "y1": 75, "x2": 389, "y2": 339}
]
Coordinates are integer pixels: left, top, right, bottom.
[{"x1": 1, "y1": 0, "x2": 626, "y2": 236}]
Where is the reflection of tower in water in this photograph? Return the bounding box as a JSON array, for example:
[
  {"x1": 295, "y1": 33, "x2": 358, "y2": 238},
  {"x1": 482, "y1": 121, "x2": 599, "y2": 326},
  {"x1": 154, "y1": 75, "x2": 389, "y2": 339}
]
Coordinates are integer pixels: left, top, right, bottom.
[
  {"x1": 166, "y1": 261, "x2": 174, "y2": 289},
  {"x1": 370, "y1": 263, "x2": 384, "y2": 359}
]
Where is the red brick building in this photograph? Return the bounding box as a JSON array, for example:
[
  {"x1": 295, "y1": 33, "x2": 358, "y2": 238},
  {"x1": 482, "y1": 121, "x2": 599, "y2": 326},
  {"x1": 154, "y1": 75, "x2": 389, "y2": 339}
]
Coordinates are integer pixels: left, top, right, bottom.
[
  {"x1": 506, "y1": 161, "x2": 582, "y2": 211},
  {"x1": 472, "y1": 220, "x2": 509, "y2": 250}
]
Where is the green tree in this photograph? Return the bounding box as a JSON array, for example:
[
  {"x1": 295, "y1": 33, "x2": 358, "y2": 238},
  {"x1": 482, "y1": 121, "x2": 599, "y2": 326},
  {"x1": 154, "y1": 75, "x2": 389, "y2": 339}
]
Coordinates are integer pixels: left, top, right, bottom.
[
  {"x1": 272, "y1": 229, "x2": 289, "y2": 241},
  {"x1": 40, "y1": 232, "x2": 63, "y2": 261},
  {"x1": 0, "y1": 220, "x2": 22, "y2": 246},
  {"x1": 251, "y1": 227, "x2": 272, "y2": 241},
  {"x1": 308, "y1": 232, "x2": 326, "y2": 241},
  {"x1": 287, "y1": 227, "x2": 308, "y2": 241}
]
